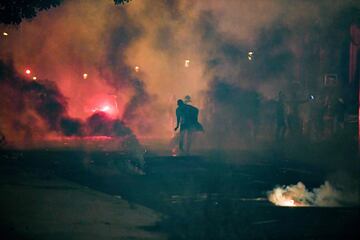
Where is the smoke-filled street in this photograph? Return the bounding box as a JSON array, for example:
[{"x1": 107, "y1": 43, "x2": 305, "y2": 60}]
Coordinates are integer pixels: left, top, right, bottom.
[{"x1": 0, "y1": 0, "x2": 360, "y2": 239}]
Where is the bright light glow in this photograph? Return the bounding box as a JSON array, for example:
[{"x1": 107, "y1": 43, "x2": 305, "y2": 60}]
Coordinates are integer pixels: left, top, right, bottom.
[
  {"x1": 101, "y1": 105, "x2": 110, "y2": 112},
  {"x1": 92, "y1": 105, "x2": 112, "y2": 113},
  {"x1": 32, "y1": 76, "x2": 37, "y2": 80},
  {"x1": 134, "y1": 66, "x2": 140, "y2": 72},
  {"x1": 280, "y1": 199, "x2": 296, "y2": 207},
  {"x1": 3, "y1": 32, "x2": 8, "y2": 36},
  {"x1": 185, "y1": 59, "x2": 190, "y2": 67},
  {"x1": 83, "y1": 73, "x2": 88, "y2": 79},
  {"x1": 25, "y1": 69, "x2": 31, "y2": 75},
  {"x1": 248, "y1": 51, "x2": 254, "y2": 61}
]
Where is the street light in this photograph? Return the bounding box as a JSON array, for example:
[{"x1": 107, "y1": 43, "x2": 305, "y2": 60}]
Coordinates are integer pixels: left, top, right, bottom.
[
  {"x1": 248, "y1": 51, "x2": 254, "y2": 61},
  {"x1": 185, "y1": 59, "x2": 190, "y2": 67}
]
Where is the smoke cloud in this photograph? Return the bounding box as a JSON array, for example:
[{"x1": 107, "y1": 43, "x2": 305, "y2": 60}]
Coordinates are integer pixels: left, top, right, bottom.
[
  {"x1": 0, "y1": 60, "x2": 137, "y2": 147},
  {"x1": 0, "y1": 0, "x2": 359, "y2": 147},
  {"x1": 268, "y1": 181, "x2": 359, "y2": 207}
]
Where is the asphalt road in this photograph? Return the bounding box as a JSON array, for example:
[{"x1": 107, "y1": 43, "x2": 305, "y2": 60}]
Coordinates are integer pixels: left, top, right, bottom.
[{"x1": 0, "y1": 149, "x2": 359, "y2": 239}]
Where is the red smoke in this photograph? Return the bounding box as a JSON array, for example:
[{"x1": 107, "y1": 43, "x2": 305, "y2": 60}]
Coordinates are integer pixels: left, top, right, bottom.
[{"x1": 0, "y1": 60, "x2": 137, "y2": 148}]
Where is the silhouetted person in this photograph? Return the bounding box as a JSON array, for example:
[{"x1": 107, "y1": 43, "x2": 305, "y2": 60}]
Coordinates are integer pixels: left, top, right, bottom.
[
  {"x1": 174, "y1": 99, "x2": 203, "y2": 155},
  {"x1": 309, "y1": 95, "x2": 325, "y2": 140},
  {"x1": 287, "y1": 91, "x2": 307, "y2": 138},
  {"x1": 276, "y1": 91, "x2": 287, "y2": 141},
  {"x1": 334, "y1": 97, "x2": 345, "y2": 133},
  {"x1": 0, "y1": 132, "x2": 6, "y2": 148}
]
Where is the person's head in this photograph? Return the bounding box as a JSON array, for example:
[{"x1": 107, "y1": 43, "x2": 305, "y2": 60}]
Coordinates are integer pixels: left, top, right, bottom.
[
  {"x1": 184, "y1": 95, "x2": 191, "y2": 103},
  {"x1": 177, "y1": 99, "x2": 184, "y2": 107}
]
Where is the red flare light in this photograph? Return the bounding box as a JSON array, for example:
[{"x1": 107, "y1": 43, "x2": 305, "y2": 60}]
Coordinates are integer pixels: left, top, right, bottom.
[
  {"x1": 92, "y1": 105, "x2": 114, "y2": 115},
  {"x1": 25, "y1": 69, "x2": 31, "y2": 75}
]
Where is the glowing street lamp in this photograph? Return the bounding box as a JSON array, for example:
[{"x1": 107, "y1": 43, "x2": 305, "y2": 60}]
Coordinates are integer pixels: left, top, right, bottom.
[
  {"x1": 83, "y1": 73, "x2": 88, "y2": 79},
  {"x1": 25, "y1": 69, "x2": 31, "y2": 75},
  {"x1": 134, "y1": 66, "x2": 140, "y2": 72},
  {"x1": 248, "y1": 51, "x2": 254, "y2": 61},
  {"x1": 32, "y1": 76, "x2": 37, "y2": 80},
  {"x1": 3, "y1": 32, "x2": 8, "y2": 36},
  {"x1": 185, "y1": 59, "x2": 190, "y2": 67}
]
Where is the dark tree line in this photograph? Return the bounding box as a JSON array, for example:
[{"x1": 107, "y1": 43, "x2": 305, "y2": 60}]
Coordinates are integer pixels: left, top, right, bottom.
[{"x1": 0, "y1": 0, "x2": 131, "y2": 25}]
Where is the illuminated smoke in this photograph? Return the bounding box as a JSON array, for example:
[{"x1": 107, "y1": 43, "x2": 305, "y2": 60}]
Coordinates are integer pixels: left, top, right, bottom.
[
  {"x1": 268, "y1": 181, "x2": 360, "y2": 207},
  {"x1": 0, "y1": 0, "x2": 358, "y2": 145},
  {"x1": 0, "y1": 61, "x2": 137, "y2": 146},
  {"x1": 196, "y1": 1, "x2": 359, "y2": 148},
  {"x1": 202, "y1": 80, "x2": 260, "y2": 148}
]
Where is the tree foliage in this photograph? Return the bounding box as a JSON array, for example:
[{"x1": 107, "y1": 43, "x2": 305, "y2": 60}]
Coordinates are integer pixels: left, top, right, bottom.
[{"x1": 0, "y1": 0, "x2": 132, "y2": 25}]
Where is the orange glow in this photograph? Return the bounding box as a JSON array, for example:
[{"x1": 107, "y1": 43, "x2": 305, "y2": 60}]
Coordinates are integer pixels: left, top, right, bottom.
[
  {"x1": 32, "y1": 76, "x2": 37, "y2": 80},
  {"x1": 83, "y1": 73, "x2": 88, "y2": 79},
  {"x1": 25, "y1": 69, "x2": 31, "y2": 75}
]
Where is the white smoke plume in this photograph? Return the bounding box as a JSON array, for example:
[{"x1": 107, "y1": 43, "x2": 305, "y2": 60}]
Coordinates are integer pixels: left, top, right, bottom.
[{"x1": 268, "y1": 181, "x2": 359, "y2": 207}]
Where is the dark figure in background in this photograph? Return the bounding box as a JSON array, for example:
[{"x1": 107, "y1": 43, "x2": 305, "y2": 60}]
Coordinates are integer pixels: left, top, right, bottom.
[
  {"x1": 287, "y1": 93, "x2": 307, "y2": 138},
  {"x1": 276, "y1": 91, "x2": 287, "y2": 141},
  {"x1": 309, "y1": 96, "x2": 325, "y2": 140},
  {"x1": 334, "y1": 97, "x2": 346, "y2": 133},
  {"x1": 0, "y1": 132, "x2": 6, "y2": 148},
  {"x1": 174, "y1": 99, "x2": 203, "y2": 154}
]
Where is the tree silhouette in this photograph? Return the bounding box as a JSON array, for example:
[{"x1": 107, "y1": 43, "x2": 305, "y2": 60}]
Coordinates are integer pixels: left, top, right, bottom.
[{"x1": 0, "y1": 0, "x2": 131, "y2": 25}]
